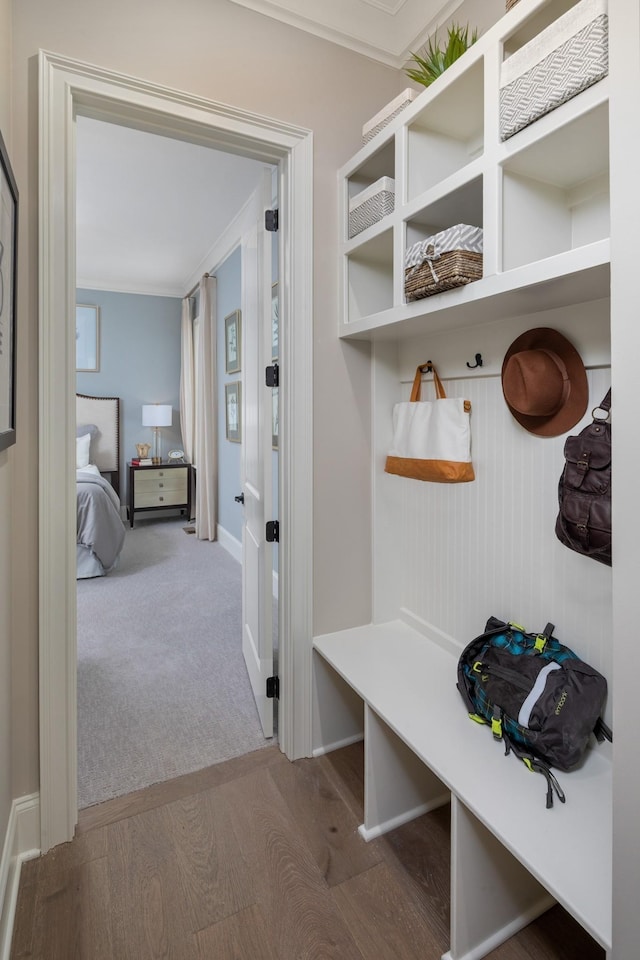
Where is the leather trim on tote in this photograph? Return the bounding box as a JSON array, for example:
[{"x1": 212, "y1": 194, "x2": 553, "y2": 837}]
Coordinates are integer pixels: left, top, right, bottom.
[{"x1": 384, "y1": 456, "x2": 475, "y2": 483}]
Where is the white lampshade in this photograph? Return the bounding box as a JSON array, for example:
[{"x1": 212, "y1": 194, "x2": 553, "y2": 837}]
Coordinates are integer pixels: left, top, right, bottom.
[{"x1": 142, "y1": 404, "x2": 172, "y2": 427}]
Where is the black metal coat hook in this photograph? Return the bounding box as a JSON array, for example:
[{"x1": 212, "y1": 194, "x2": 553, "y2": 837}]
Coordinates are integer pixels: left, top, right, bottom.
[{"x1": 466, "y1": 353, "x2": 483, "y2": 369}]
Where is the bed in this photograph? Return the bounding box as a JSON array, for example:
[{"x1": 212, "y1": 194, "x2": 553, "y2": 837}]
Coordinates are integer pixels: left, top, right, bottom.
[{"x1": 76, "y1": 393, "x2": 126, "y2": 579}]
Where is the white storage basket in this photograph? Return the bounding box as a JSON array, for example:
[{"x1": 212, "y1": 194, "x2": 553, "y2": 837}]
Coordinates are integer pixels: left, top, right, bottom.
[
  {"x1": 362, "y1": 89, "x2": 417, "y2": 144},
  {"x1": 348, "y1": 177, "x2": 395, "y2": 239},
  {"x1": 500, "y1": 0, "x2": 608, "y2": 141}
]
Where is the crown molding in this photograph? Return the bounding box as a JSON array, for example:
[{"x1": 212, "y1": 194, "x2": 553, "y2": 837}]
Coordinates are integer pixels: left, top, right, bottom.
[
  {"x1": 75, "y1": 278, "x2": 185, "y2": 299},
  {"x1": 228, "y1": 0, "x2": 464, "y2": 67}
]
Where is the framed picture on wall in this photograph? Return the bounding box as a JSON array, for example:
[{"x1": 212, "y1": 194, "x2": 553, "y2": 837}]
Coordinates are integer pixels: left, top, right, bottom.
[
  {"x1": 76, "y1": 304, "x2": 100, "y2": 372},
  {"x1": 225, "y1": 381, "x2": 241, "y2": 442},
  {"x1": 272, "y1": 386, "x2": 279, "y2": 450},
  {"x1": 0, "y1": 128, "x2": 18, "y2": 452},
  {"x1": 225, "y1": 309, "x2": 241, "y2": 374},
  {"x1": 271, "y1": 282, "x2": 279, "y2": 361}
]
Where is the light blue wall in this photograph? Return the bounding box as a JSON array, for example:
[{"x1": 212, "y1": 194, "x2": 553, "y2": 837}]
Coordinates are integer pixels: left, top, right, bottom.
[
  {"x1": 216, "y1": 247, "x2": 243, "y2": 541},
  {"x1": 76, "y1": 288, "x2": 183, "y2": 502}
]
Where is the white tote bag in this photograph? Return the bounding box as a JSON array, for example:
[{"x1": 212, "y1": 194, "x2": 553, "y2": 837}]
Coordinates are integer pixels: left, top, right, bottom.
[{"x1": 385, "y1": 363, "x2": 475, "y2": 483}]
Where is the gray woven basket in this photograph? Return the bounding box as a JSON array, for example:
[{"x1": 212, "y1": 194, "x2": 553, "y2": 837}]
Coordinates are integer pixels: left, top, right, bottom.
[
  {"x1": 500, "y1": 2, "x2": 608, "y2": 141},
  {"x1": 349, "y1": 178, "x2": 395, "y2": 239},
  {"x1": 362, "y1": 89, "x2": 416, "y2": 144}
]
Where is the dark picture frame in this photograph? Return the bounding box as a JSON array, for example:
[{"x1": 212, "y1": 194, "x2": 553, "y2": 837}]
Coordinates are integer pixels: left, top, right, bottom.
[
  {"x1": 0, "y1": 129, "x2": 18, "y2": 452},
  {"x1": 224, "y1": 309, "x2": 241, "y2": 374},
  {"x1": 225, "y1": 380, "x2": 241, "y2": 442}
]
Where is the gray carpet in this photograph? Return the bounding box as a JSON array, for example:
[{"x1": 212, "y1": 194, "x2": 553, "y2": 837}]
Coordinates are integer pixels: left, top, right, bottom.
[{"x1": 77, "y1": 516, "x2": 271, "y2": 809}]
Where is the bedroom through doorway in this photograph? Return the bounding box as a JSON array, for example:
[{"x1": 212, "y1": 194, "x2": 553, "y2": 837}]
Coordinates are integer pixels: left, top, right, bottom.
[{"x1": 74, "y1": 116, "x2": 280, "y2": 809}]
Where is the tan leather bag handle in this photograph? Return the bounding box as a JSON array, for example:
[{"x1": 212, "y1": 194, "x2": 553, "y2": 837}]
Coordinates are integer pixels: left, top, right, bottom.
[
  {"x1": 410, "y1": 363, "x2": 447, "y2": 402},
  {"x1": 410, "y1": 362, "x2": 471, "y2": 412}
]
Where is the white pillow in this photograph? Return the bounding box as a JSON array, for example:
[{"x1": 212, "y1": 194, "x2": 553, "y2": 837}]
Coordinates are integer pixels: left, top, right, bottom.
[{"x1": 76, "y1": 433, "x2": 91, "y2": 469}]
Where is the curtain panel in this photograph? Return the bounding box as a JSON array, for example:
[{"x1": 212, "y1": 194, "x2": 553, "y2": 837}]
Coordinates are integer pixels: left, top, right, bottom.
[
  {"x1": 194, "y1": 274, "x2": 218, "y2": 540},
  {"x1": 179, "y1": 296, "x2": 195, "y2": 465}
]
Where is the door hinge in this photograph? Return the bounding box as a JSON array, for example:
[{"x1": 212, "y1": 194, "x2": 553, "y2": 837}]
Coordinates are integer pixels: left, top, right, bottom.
[
  {"x1": 266, "y1": 520, "x2": 279, "y2": 543},
  {"x1": 266, "y1": 363, "x2": 279, "y2": 388},
  {"x1": 266, "y1": 675, "x2": 280, "y2": 699},
  {"x1": 265, "y1": 208, "x2": 279, "y2": 232}
]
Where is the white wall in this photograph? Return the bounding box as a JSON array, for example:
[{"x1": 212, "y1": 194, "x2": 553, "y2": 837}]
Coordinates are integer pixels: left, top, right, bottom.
[
  {"x1": 0, "y1": 0, "x2": 12, "y2": 861},
  {"x1": 9, "y1": 0, "x2": 403, "y2": 796},
  {"x1": 373, "y1": 316, "x2": 612, "y2": 721}
]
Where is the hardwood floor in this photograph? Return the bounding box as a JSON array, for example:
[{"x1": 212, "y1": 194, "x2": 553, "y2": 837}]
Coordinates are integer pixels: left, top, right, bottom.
[{"x1": 11, "y1": 744, "x2": 604, "y2": 960}]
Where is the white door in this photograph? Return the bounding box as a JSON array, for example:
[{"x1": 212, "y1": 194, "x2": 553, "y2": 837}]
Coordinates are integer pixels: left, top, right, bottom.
[{"x1": 240, "y1": 171, "x2": 276, "y2": 737}]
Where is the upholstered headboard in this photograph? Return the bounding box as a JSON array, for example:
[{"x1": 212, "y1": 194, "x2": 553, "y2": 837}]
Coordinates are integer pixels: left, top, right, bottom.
[{"x1": 76, "y1": 393, "x2": 121, "y2": 497}]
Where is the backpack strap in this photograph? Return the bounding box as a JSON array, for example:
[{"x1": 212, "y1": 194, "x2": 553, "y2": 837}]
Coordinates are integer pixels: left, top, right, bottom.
[
  {"x1": 534, "y1": 622, "x2": 555, "y2": 653},
  {"x1": 594, "y1": 717, "x2": 613, "y2": 743},
  {"x1": 529, "y1": 760, "x2": 566, "y2": 810},
  {"x1": 597, "y1": 389, "x2": 611, "y2": 415},
  {"x1": 503, "y1": 731, "x2": 566, "y2": 808}
]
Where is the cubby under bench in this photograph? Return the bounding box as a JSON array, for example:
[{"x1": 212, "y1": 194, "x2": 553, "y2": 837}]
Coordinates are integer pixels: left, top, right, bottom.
[{"x1": 312, "y1": 620, "x2": 611, "y2": 960}]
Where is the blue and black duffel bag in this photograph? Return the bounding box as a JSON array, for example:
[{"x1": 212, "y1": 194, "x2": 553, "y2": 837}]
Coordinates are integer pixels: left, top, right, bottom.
[{"x1": 457, "y1": 617, "x2": 612, "y2": 807}]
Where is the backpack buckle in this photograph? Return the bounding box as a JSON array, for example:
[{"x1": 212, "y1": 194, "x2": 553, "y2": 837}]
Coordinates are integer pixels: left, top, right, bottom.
[
  {"x1": 468, "y1": 713, "x2": 488, "y2": 726},
  {"x1": 491, "y1": 710, "x2": 503, "y2": 740}
]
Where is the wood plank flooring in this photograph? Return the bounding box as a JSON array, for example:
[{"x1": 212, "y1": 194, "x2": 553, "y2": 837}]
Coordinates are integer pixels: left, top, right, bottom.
[{"x1": 11, "y1": 744, "x2": 605, "y2": 960}]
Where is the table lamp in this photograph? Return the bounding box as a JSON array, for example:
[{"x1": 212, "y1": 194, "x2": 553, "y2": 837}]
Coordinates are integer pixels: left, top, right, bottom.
[{"x1": 142, "y1": 404, "x2": 172, "y2": 464}]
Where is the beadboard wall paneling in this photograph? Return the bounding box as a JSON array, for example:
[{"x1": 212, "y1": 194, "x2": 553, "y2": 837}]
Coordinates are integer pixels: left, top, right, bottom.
[{"x1": 374, "y1": 366, "x2": 612, "y2": 721}]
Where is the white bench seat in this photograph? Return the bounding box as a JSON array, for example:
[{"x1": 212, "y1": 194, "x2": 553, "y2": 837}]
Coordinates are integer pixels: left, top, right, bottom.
[{"x1": 313, "y1": 619, "x2": 611, "y2": 960}]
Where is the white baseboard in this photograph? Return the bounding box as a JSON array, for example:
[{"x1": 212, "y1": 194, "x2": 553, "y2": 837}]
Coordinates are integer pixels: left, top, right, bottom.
[
  {"x1": 312, "y1": 732, "x2": 364, "y2": 758},
  {"x1": 440, "y1": 894, "x2": 554, "y2": 960},
  {"x1": 217, "y1": 524, "x2": 242, "y2": 564},
  {"x1": 217, "y1": 525, "x2": 279, "y2": 599},
  {"x1": 357, "y1": 793, "x2": 450, "y2": 842},
  {"x1": 0, "y1": 794, "x2": 40, "y2": 960}
]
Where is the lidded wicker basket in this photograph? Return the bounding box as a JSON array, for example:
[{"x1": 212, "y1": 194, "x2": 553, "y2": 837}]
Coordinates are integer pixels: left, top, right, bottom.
[{"x1": 405, "y1": 224, "x2": 483, "y2": 301}]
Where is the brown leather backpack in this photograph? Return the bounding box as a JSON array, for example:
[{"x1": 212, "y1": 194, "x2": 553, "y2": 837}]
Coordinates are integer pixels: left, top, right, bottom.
[{"x1": 555, "y1": 390, "x2": 611, "y2": 566}]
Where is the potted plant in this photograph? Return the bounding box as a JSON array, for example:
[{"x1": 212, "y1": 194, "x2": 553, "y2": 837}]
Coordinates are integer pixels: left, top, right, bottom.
[{"x1": 405, "y1": 23, "x2": 478, "y2": 88}]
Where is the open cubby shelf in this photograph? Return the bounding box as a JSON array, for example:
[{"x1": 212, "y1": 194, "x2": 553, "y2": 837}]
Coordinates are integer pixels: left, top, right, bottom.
[{"x1": 338, "y1": 0, "x2": 610, "y2": 340}]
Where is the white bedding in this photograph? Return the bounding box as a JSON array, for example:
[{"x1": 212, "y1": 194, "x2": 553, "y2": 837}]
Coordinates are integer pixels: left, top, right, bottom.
[
  {"x1": 77, "y1": 463, "x2": 101, "y2": 478},
  {"x1": 77, "y1": 464, "x2": 125, "y2": 579}
]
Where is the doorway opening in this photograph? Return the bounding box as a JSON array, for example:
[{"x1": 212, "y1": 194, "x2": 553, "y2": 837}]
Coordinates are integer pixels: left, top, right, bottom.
[
  {"x1": 74, "y1": 115, "x2": 280, "y2": 808},
  {"x1": 39, "y1": 51, "x2": 313, "y2": 852}
]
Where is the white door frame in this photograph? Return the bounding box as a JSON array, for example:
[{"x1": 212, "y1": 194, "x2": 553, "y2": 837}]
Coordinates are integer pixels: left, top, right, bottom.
[{"x1": 38, "y1": 50, "x2": 314, "y2": 852}]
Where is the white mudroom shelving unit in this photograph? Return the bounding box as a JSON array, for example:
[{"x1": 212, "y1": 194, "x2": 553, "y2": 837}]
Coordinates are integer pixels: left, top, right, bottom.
[
  {"x1": 314, "y1": 1, "x2": 621, "y2": 958},
  {"x1": 338, "y1": 2, "x2": 609, "y2": 341}
]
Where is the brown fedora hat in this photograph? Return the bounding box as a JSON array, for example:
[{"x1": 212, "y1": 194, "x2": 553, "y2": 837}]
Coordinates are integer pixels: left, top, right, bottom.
[{"x1": 502, "y1": 328, "x2": 588, "y2": 437}]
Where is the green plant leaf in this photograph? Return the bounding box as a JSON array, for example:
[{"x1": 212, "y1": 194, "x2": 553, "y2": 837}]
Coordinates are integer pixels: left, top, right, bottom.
[{"x1": 404, "y1": 22, "x2": 478, "y2": 88}]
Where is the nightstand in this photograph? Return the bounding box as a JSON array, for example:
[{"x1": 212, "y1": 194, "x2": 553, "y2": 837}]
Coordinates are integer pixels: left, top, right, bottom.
[{"x1": 128, "y1": 462, "x2": 191, "y2": 528}]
